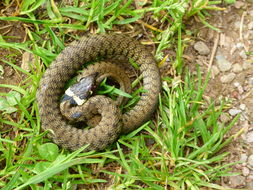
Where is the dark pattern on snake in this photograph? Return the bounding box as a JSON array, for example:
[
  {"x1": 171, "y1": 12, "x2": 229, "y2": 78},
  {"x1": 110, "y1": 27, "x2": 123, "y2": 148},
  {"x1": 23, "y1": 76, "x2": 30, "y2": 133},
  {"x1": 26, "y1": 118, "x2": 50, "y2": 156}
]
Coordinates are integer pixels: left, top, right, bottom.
[{"x1": 36, "y1": 34, "x2": 161, "y2": 151}]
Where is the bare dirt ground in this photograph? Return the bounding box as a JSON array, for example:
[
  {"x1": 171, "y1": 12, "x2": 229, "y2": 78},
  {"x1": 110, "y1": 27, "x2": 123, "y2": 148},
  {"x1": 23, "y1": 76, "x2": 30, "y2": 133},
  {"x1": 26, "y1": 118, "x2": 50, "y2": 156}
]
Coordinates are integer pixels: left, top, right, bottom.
[
  {"x1": 0, "y1": 1, "x2": 252, "y2": 189},
  {"x1": 185, "y1": 1, "x2": 253, "y2": 188}
]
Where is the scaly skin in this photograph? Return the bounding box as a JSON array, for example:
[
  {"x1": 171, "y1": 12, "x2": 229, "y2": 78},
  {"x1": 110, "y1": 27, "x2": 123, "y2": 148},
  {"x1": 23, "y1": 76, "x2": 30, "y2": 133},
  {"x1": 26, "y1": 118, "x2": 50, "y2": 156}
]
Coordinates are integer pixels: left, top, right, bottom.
[{"x1": 36, "y1": 34, "x2": 161, "y2": 151}]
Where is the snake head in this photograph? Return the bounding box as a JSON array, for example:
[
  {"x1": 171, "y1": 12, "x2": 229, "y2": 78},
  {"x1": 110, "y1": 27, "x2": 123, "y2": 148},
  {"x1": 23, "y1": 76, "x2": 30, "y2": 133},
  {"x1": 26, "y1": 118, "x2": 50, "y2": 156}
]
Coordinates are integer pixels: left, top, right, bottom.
[{"x1": 61, "y1": 73, "x2": 97, "y2": 106}]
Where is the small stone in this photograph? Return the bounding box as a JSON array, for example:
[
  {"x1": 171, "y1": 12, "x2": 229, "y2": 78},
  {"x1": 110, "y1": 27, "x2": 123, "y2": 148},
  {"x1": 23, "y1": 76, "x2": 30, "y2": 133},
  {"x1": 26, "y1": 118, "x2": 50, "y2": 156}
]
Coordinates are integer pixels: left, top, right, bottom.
[
  {"x1": 249, "y1": 77, "x2": 253, "y2": 85},
  {"x1": 238, "y1": 86, "x2": 244, "y2": 94},
  {"x1": 246, "y1": 132, "x2": 253, "y2": 143},
  {"x1": 242, "y1": 167, "x2": 249, "y2": 176},
  {"x1": 249, "y1": 175, "x2": 253, "y2": 180},
  {"x1": 234, "y1": 1, "x2": 244, "y2": 9},
  {"x1": 243, "y1": 60, "x2": 253, "y2": 70},
  {"x1": 234, "y1": 21, "x2": 241, "y2": 29},
  {"x1": 239, "y1": 51, "x2": 247, "y2": 59},
  {"x1": 211, "y1": 65, "x2": 220, "y2": 76},
  {"x1": 240, "y1": 154, "x2": 248, "y2": 163},
  {"x1": 194, "y1": 41, "x2": 210, "y2": 55},
  {"x1": 234, "y1": 82, "x2": 240, "y2": 87},
  {"x1": 229, "y1": 176, "x2": 245, "y2": 187},
  {"x1": 216, "y1": 53, "x2": 232, "y2": 72},
  {"x1": 231, "y1": 90, "x2": 239, "y2": 99},
  {"x1": 248, "y1": 21, "x2": 253, "y2": 30},
  {"x1": 220, "y1": 73, "x2": 236, "y2": 83},
  {"x1": 232, "y1": 63, "x2": 243, "y2": 73},
  {"x1": 228, "y1": 108, "x2": 241, "y2": 116},
  {"x1": 239, "y1": 104, "x2": 246, "y2": 110},
  {"x1": 236, "y1": 42, "x2": 244, "y2": 49},
  {"x1": 248, "y1": 155, "x2": 253, "y2": 167}
]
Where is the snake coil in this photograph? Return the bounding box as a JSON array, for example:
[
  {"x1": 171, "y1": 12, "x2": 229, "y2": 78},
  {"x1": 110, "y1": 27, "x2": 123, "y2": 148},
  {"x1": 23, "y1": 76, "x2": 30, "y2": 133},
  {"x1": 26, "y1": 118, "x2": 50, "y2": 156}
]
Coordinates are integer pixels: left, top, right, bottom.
[{"x1": 37, "y1": 34, "x2": 161, "y2": 151}]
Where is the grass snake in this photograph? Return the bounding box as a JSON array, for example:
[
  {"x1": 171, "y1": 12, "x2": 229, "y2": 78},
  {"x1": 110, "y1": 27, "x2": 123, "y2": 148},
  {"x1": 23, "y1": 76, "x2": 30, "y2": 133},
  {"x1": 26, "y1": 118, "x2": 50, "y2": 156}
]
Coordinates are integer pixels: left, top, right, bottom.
[{"x1": 36, "y1": 34, "x2": 161, "y2": 151}]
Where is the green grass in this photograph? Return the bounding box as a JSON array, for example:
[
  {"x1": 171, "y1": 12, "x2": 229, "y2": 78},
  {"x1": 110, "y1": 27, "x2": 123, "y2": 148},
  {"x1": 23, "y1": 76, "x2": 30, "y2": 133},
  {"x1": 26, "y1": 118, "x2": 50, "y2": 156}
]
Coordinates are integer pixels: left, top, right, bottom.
[{"x1": 0, "y1": 0, "x2": 241, "y2": 189}]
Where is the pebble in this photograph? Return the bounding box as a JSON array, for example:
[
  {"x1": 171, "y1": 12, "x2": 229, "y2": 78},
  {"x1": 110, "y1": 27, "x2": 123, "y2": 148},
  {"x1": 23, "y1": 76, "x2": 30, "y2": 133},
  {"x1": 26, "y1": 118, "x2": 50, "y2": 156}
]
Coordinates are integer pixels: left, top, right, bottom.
[
  {"x1": 237, "y1": 85, "x2": 244, "y2": 94},
  {"x1": 239, "y1": 104, "x2": 246, "y2": 110},
  {"x1": 249, "y1": 175, "x2": 253, "y2": 180},
  {"x1": 220, "y1": 73, "x2": 236, "y2": 83},
  {"x1": 248, "y1": 21, "x2": 253, "y2": 30},
  {"x1": 194, "y1": 41, "x2": 210, "y2": 55},
  {"x1": 234, "y1": 82, "x2": 240, "y2": 87},
  {"x1": 240, "y1": 154, "x2": 248, "y2": 163},
  {"x1": 249, "y1": 77, "x2": 253, "y2": 85},
  {"x1": 246, "y1": 132, "x2": 253, "y2": 143},
  {"x1": 234, "y1": 21, "x2": 239, "y2": 29},
  {"x1": 216, "y1": 54, "x2": 232, "y2": 72},
  {"x1": 234, "y1": 1, "x2": 244, "y2": 9},
  {"x1": 211, "y1": 65, "x2": 220, "y2": 76},
  {"x1": 232, "y1": 63, "x2": 243, "y2": 73},
  {"x1": 228, "y1": 108, "x2": 241, "y2": 116},
  {"x1": 239, "y1": 51, "x2": 247, "y2": 59},
  {"x1": 242, "y1": 167, "x2": 249, "y2": 176},
  {"x1": 234, "y1": 21, "x2": 246, "y2": 29},
  {"x1": 235, "y1": 42, "x2": 244, "y2": 49},
  {"x1": 243, "y1": 60, "x2": 252, "y2": 70},
  {"x1": 229, "y1": 176, "x2": 245, "y2": 187},
  {"x1": 248, "y1": 155, "x2": 253, "y2": 167}
]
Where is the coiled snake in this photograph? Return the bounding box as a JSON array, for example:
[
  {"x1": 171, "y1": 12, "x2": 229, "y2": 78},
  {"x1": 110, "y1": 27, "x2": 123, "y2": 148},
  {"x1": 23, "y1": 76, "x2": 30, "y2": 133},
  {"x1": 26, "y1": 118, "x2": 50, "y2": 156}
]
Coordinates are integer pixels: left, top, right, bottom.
[{"x1": 37, "y1": 34, "x2": 161, "y2": 151}]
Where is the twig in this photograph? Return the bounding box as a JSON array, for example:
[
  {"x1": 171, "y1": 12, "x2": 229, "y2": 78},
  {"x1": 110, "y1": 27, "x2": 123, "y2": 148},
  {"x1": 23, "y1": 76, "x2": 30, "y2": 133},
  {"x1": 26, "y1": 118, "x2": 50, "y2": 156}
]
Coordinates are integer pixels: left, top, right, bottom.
[
  {"x1": 208, "y1": 32, "x2": 220, "y2": 79},
  {"x1": 239, "y1": 11, "x2": 248, "y2": 52}
]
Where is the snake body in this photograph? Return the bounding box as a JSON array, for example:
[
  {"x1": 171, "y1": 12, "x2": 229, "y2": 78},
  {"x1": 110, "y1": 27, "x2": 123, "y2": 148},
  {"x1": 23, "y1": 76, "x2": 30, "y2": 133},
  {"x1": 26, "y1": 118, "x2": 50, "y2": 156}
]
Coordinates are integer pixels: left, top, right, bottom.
[{"x1": 37, "y1": 34, "x2": 161, "y2": 151}]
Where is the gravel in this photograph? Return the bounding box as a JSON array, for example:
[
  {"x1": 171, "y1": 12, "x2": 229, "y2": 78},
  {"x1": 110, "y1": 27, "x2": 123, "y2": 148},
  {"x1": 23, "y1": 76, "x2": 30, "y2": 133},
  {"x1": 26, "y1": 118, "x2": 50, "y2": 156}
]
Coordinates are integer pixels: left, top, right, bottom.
[
  {"x1": 228, "y1": 108, "x2": 241, "y2": 116},
  {"x1": 242, "y1": 167, "x2": 250, "y2": 176},
  {"x1": 239, "y1": 51, "x2": 247, "y2": 59},
  {"x1": 243, "y1": 60, "x2": 252, "y2": 70},
  {"x1": 240, "y1": 154, "x2": 248, "y2": 163},
  {"x1": 216, "y1": 53, "x2": 232, "y2": 72},
  {"x1": 211, "y1": 65, "x2": 220, "y2": 76},
  {"x1": 234, "y1": 1, "x2": 245, "y2": 9},
  {"x1": 193, "y1": 41, "x2": 210, "y2": 55},
  {"x1": 249, "y1": 77, "x2": 253, "y2": 85},
  {"x1": 220, "y1": 73, "x2": 236, "y2": 83},
  {"x1": 239, "y1": 104, "x2": 246, "y2": 110},
  {"x1": 246, "y1": 132, "x2": 253, "y2": 143},
  {"x1": 232, "y1": 63, "x2": 243, "y2": 73},
  {"x1": 229, "y1": 176, "x2": 245, "y2": 187},
  {"x1": 248, "y1": 155, "x2": 253, "y2": 167}
]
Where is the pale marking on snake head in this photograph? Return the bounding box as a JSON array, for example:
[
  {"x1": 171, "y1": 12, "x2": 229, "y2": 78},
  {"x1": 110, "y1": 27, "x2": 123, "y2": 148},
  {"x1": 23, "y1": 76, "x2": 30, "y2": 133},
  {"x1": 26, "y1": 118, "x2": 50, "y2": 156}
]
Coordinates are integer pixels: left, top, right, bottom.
[
  {"x1": 65, "y1": 88, "x2": 85, "y2": 105},
  {"x1": 65, "y1": 88, "x2": 75, "y2": 97},
  {"x1": 73, "y1": 95, "x2": 85, "y2": 105}
]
